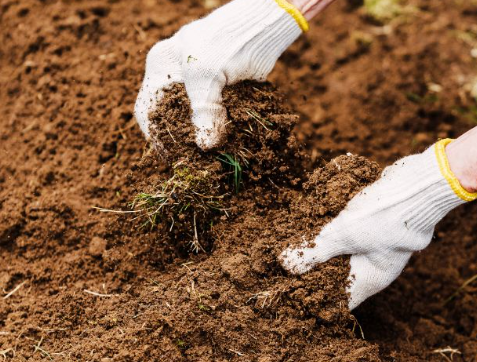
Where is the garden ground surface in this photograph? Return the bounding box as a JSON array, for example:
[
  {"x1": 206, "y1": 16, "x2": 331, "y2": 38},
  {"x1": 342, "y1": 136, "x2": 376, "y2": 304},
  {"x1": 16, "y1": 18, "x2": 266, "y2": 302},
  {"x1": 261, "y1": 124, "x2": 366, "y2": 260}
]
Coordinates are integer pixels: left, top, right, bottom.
[{"x1": 1, "y1": 0, "x2": 477, "y2": 361}]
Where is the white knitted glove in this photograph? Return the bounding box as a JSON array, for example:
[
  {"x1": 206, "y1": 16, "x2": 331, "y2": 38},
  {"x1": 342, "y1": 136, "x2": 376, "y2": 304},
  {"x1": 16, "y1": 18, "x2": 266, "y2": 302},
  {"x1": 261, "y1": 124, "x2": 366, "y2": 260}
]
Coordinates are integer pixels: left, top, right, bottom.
[
  {"x1": 280, "y1": 139, "x2": 477, "y2": 310},
  {"x1": 135, "y1": 0, "x2": 308, "y2": 149}
]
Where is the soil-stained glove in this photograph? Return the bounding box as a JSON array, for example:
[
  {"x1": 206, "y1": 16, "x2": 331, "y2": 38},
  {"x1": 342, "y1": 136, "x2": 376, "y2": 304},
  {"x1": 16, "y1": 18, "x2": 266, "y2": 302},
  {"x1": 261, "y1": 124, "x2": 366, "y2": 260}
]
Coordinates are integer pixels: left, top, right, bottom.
[
  {"x1": 280, "y1": 139, "x2": 477, "y2": 310},
  {"x1": 135, "y1": 0, "x2": 308, "y2": 149}
]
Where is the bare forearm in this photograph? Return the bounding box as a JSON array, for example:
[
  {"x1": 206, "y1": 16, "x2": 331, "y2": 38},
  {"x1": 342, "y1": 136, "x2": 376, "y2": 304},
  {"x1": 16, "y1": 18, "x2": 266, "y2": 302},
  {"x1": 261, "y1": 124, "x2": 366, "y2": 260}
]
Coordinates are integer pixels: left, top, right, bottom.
[
  {"x1": 446, "y1": 126, "x2": 477, "y2": 193},
  {"x1": 289, "y1": 0, "x2": 337, "y2": 20}
]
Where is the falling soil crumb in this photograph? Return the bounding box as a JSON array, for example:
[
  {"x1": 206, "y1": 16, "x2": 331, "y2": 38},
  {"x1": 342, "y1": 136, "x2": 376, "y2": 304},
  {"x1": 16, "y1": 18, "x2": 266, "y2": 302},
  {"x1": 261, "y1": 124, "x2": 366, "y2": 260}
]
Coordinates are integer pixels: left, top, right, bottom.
[{"x1": 88, "y1": 236, "x2": 108, "y2": 257}]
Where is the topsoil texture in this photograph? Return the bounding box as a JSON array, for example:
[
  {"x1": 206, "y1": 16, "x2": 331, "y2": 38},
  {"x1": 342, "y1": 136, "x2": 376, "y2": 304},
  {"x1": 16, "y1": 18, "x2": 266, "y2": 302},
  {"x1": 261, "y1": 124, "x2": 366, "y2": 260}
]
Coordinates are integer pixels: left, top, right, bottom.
[
  {"x1": 117, "y1": 81, "x2": 382, "y2": 361},
  {"x1": 1, "y1": 0, "x2": 477, "y2": 361},
  {"x1": 1, "y1": 78, "x2": 385, "y2": 361}
]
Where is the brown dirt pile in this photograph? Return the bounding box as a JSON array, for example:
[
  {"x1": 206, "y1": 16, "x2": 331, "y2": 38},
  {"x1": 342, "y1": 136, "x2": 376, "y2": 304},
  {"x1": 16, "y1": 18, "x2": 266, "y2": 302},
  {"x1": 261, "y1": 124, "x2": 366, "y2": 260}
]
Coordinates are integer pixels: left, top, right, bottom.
[
  {"x1": 140, "y1": 81, "x2": 305, "y2": 251},
  {"x1": 1, "y1": 80, "x2": 382, "y2": 361},
  {"x1": 125, "y1": 81, "x2": 381, "y2": 360}
]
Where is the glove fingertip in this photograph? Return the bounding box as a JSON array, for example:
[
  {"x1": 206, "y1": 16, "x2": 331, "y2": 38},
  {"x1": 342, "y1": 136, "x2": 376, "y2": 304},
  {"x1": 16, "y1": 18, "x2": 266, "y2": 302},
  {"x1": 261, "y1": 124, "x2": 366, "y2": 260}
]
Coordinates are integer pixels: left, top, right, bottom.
[
  {"x1": 192, "y1": 106, "x2": 227, "y2": 150},
  {"x1": 134, "y1": 97, "x2": 152, "y2": 139},
  {"x1": 195, "y1": 126, "x2": 222, "y2": 150},
  {"x1": 279, "y1": 247, "x2": 313, "y2": 275}
]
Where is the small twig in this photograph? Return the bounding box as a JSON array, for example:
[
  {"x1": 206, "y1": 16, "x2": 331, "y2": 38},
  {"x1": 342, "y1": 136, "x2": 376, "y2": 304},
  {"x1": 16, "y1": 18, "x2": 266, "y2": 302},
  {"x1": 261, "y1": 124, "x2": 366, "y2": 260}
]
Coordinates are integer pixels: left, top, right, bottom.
[
  {"x1": 0, "y1": 348, "x2": 14, "y2": 360},
  {"x1": 247, "y1": 289, "x2": 283, "y2": 308},
  {"x1": 245, "y1": 109, "x2": 273, "y2": 130},
  {"x1": 444, "y1": 273, "x2": 477, "y2": 305},
  {"x1": 431, "y1": 347, "x2": 461, "y2": 362},
  {"x1": 193, "y1": 213, "x2": 199, "y2": 251},
  {"x1": 113, "y1": 120, "x2": 137, "y2": 139},
  {"x1": 181, "y1": 262, "x2": 194, "y2": 273},
  {"x1": 189, "y1": 212, "x2": 205, "y2": 253},
  {"x1": 3, "y1": 281, "x2": 26, "y2": 299},
  {"x1": 172, "y1": 159, "x2": 188, "y2": 169},
  {"x1": 91, "y1": 206, "x2": 141, "y2": 214},
  {"x1": 51, "y1": 351, "x2": 70, "y2": 357},
  {"x1": 228, "y1": 349, "x2": 245, "y2": 357},
  {"x1": 83, "y1": 289, "x2": 117, "y2": 298},
  {"x1": 268, "y1": 178, "x2": 279, "y2": 189},
  {"x1": 351, "y1": 315, "x2": 365, "y2": 339},
  {"x1": 166, "y1": 125, "x2": 177, "y2": 143},
  {"x1": 32, "y1": 337, "x2": 52, "y2": 360}
]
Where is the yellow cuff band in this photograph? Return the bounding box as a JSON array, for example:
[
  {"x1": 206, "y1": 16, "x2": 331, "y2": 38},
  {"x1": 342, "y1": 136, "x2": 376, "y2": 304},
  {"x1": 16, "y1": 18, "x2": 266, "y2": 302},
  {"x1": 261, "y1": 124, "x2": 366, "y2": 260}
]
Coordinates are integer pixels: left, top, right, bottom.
[
  {"x1": 274, "y1": 0, "x2": 309, "y2": 32},
  {"x1": 435, "y1": 138, "x2": 477, "y2": 202}
]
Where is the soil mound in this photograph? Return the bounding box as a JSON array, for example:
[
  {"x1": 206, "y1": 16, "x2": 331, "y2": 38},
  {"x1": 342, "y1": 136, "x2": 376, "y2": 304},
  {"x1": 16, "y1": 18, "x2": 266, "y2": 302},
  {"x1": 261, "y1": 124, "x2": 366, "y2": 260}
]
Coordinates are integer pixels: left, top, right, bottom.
[
  {"x1": 123, "y1": 81, "x2": 382, "y2": 361},
  {"x1": 141, "y1": 81, "x2": 306, "y2": 252},
  {"x1": 1, "y1": 81, "x2": 382, "y2": 361}
]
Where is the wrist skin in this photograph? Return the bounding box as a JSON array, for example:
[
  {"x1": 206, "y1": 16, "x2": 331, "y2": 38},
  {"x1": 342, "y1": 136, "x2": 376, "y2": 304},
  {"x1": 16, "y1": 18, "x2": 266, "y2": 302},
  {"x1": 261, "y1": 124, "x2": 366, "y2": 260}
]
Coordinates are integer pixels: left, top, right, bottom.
[
  {"x1": 446, "y1": 127, "x2": 477, "y2": 193},
  {"x1": 289, "y1": 0, "x2": 336, "y2": 20}
]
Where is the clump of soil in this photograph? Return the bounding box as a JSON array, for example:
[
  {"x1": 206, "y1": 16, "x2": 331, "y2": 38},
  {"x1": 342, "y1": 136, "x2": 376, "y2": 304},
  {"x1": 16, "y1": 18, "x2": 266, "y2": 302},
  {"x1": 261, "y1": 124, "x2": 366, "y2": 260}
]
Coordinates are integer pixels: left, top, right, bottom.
[
  {"x1": 139, "y1": 82, "x2": 306, "y2": 252},
  {"x1": 150, "y1": 81, "x2": 303, "y2": 182}
]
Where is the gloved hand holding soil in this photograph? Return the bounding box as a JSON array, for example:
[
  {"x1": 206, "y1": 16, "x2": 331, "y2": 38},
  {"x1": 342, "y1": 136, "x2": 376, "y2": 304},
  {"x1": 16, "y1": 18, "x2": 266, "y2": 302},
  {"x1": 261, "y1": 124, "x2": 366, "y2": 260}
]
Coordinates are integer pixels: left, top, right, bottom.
[{"x1": 135, "y1": 0, "x2": 335, "y2": 150}]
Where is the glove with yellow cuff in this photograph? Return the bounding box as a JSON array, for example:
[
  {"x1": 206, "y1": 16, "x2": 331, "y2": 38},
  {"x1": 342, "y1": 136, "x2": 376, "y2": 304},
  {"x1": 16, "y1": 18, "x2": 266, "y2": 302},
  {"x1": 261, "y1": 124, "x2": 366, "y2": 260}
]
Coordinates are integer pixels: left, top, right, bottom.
[
  {"x1": 135, "y1": 0, "x2": 308, "y2": 150},
  {"x1": 280, "y1": 139, "x2": 477, "y2": 310}
]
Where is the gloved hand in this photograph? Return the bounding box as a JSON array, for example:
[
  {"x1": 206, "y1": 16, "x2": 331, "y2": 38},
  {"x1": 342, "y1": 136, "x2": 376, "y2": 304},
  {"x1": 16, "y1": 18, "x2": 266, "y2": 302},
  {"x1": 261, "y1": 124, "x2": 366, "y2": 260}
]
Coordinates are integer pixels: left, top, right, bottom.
[
  {"x1": 135, "y1": 0, "x2": 308, "y2": 150},
  {"x1": 280, "y1": 139, "x2": 477, "y2": 310}
]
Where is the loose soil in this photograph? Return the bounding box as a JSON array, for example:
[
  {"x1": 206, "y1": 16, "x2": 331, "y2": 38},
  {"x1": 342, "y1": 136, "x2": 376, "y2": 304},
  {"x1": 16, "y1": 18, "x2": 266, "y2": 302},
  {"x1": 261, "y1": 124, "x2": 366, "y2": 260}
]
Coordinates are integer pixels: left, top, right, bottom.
[
  {"x1": 1, "y1": 0, "x2": 477, "y2": 361},
  {"x1": 113, "y1": 80, "x2": 382, "y2": 361}
]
